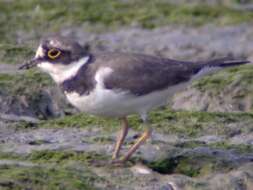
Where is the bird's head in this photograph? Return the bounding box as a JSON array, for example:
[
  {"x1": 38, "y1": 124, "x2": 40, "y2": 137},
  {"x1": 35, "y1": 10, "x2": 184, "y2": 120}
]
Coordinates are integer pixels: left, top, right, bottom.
[{"x1": 19, "y1": 35, "x2": 90, "y2": 83}]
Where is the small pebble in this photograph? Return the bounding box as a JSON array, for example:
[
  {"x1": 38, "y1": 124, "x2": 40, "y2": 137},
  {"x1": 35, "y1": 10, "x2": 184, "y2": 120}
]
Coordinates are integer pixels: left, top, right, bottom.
[{"x1": 131, "y1": 164, "x2": 153, "y2": 175}]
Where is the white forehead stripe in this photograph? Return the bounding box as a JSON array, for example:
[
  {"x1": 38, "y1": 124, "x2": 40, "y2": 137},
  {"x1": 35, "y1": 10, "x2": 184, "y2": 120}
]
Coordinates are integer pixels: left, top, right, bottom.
[
  {"x1": 35, "y1": 45, "x2": 44, "y2": 58},
  {"x1": 49, "y1": 40, "x2": 61, "y2": 47}
]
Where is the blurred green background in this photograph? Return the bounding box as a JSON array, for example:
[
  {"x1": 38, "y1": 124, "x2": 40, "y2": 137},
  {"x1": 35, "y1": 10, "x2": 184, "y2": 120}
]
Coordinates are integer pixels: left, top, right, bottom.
[
  {"x1": 1, "y1": 0, "x2": 253, "y2": 64},
  {"x1": 1, "y1": 0, "x2": 253, "y2": 43}
]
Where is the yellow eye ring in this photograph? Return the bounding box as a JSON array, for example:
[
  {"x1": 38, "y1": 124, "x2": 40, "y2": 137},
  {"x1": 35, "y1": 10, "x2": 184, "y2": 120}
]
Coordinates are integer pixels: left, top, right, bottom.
[{"x1": 48, "y1": 48, "x2": 61, "y2": 59}]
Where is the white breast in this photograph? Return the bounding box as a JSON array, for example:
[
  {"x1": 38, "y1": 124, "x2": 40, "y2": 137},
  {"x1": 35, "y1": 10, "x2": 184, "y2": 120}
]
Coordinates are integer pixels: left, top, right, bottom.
[{"x1": 65, "y1": 67, "x2": 129, "y2": 117}]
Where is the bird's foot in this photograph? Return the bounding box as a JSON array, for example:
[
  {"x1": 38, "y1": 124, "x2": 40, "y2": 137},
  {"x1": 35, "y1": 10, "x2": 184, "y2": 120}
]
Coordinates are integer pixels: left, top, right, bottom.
[
  {"x1": 88, "y1": 159, "x2": 126, "y2": 167},
  {"x1": 109, "y1": 159, "x2": 126, "y2": 167},
  {"x1": 88, "y1": 159, "x2": 108, "y2": 167}
]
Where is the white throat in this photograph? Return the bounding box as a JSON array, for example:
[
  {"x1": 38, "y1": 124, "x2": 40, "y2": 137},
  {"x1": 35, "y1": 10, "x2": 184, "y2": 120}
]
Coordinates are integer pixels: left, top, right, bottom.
[{"x1": 37, "y1": 56, "x2": 90, "y2": 84}]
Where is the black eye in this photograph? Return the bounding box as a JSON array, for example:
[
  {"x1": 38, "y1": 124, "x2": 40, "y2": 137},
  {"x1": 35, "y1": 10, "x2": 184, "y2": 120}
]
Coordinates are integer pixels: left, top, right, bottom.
[{"x1": 48, "y1": 48, "x2": 61, "y2": 59}]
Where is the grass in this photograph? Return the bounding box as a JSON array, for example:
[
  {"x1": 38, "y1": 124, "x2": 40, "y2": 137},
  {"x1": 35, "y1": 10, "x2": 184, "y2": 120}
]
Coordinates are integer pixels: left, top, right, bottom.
[{"x1": 0, "y1": 164, "x2": 99, "y2": 190}]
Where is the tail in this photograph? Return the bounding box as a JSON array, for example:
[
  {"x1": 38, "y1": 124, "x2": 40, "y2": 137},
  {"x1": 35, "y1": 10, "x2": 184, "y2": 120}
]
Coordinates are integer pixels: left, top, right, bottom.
[
  {"x1": 198, "y1": 57, "x2": 250, "y2": 68},
  {"x1": 191, "y1": 57, "x2": 250, "y2": 80}
]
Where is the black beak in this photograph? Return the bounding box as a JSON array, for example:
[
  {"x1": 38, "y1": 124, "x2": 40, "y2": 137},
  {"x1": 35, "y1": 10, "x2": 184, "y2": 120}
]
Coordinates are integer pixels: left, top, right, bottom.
[{"x1": 19, "y1": 58, "x2": 40, "y2": 70}]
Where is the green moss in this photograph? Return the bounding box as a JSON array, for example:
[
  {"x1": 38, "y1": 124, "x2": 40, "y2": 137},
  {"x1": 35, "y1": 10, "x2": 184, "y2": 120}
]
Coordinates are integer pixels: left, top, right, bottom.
[
  {"x1": 175, "y1": 141, "x2": 207, "y2": 149},
  {"x1": 193, "y1": 64, "x2": 253, "y2": 94},
  {"x1": 28, "y1": 139, "x2": 51, "y2": 145},
  {"x1": 148, "y1": 153, "x2": 238, "y2": 177},
  {"x1": 233, "y1": 0, "x2": 253, "y2": 3},
  {"x1": 0, "y1": 152, "x2": 21, "y2": 160},
  {"x1": 0, "y1": 44, "x2": 34, "y2": 64},
  {"x1": 173, "y1": 140, "x2": 253, "y2": 154},
  {"x1": 147, "y1": 157, "x2": 178, "y2": 174},
  {"x1": 0, "y1": 71, "x2": 52, "y2": 95},
  {"x1": 19, "y1": 109, "x2": 252, "y2": 138},
  {"x1": 0, "y1": 150, "x2": 109, "y2": 166},
  {"x1": 0, "y1": 74, "x2": 16, "y2": 89},
  {"x1": 209, "y1": 142, "x2": 253, "y2": 154},
  {"x1": 36, "y1": 111, "x2": 142, "y2": 132},
  {"x1": 0, "y1": 71, "x2": 54, "y2": 118},
  {"x1": 88, "y1": 136, "x2": 114, "y2": 144},
  {"x1": 38, "y1": 113, "x2": 119, "y2": 131},
  {"x1": 149, "y1": 109, "x2": 253, "y2": 137},
  {"x1": 0, "y1": 165, "x2": 98, "y2": 190},
  {"x1": 27, "y1": 150, "x2": 109, "y2": 164}
]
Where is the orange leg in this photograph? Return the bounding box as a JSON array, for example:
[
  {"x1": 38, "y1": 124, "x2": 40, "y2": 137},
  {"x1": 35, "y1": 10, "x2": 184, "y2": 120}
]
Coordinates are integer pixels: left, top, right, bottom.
[
  {"x1": 118, "y1": 127, "x2": 152, "y2": 163},
  {"x1": 112, "y1": 117, "x2": 129, "y2": 160}
]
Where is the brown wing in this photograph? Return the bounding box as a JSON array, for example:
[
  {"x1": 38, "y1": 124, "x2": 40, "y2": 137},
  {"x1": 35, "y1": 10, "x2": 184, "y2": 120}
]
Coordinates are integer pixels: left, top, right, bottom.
[{"x1": 101, "y1": 53, "x2": 198, "y2": 96}]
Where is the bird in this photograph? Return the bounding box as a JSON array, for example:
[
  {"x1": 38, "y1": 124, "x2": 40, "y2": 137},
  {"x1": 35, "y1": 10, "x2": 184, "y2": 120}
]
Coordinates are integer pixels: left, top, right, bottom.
[{"x1": 19, "y1": 34, "x2": 250, "y2": 165}]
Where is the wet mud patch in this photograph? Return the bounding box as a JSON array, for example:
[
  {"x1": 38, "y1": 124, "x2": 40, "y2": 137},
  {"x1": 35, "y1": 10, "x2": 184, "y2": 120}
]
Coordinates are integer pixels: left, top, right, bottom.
[{"x1": 146, "y1": 147, "x2": 253, "y2": 177}]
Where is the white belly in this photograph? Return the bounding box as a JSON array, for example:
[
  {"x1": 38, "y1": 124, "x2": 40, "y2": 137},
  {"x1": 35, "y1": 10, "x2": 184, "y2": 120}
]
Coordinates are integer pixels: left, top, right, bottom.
[{"x1": 65, "y1": 82, "x2": 187, "y2": 118}]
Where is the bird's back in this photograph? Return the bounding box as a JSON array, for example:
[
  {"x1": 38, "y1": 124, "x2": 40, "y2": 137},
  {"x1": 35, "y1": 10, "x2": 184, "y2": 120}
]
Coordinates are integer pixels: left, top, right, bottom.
[
  {"x1": 93, "y1": 52, "x2": 249, "y2": 96},
  {"x1": 92, "y1": 52, "x2": 198, "y2": 96}
]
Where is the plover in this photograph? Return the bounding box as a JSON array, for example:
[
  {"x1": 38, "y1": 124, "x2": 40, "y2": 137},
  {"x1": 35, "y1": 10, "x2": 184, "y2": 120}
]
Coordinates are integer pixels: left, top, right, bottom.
[{"x1": 19, "y1": 35, "x2": 249, "y2": 164}]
